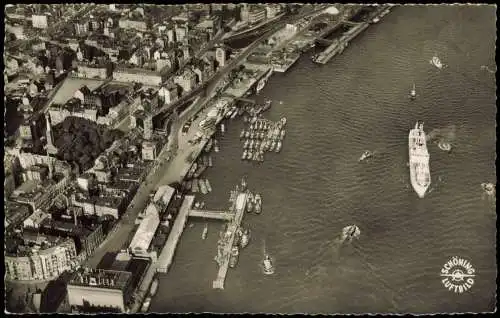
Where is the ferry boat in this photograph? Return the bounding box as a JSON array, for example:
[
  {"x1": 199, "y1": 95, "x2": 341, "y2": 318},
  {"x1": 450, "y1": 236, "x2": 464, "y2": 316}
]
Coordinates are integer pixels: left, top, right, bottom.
[
  {"x1": 240, "y1": 229, "x2": 250, "y2": 248},
  {"x1": 410, "y1": 83, "x2": 416, "y2": 100},
  {"x1": 229, "y1": 246, "x2": 240, "y2": 268},
  {"x1": 438, "y1": 141, "x2": 452, "y2": 152},
  {"x1": 409, "y1": 121, "x2": 431, "y2": 198},
  {"x1": 150, "y1": 278, "x2": 159, "y2": 296},
  {"x1": 262, "y1": 255, "x2": 275, "y2": 275},
  {"x1": 202, "y1": 223, "x2": 208, "y2": 240},
  {"x1": 359, "y1": 150, "x2": 373, "y2": 162},
  {"x1": 341, "y1": 225, "x2": 361, "y2": 242},
  {"x1": 256, "y1": 67, "x2": 274, "y2": 94},
  {"x1": 430, "y1": 56, "x2": 443, "y2": 69},
  {"x1": 254, "y1": 194, "x2": 262, "y2": 214}
]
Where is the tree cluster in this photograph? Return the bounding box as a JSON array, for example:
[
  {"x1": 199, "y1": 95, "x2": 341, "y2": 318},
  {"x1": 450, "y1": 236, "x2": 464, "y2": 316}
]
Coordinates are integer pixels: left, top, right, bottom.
[{"x1": 52, "y1": 117, "x2": 124, "y2": 171}]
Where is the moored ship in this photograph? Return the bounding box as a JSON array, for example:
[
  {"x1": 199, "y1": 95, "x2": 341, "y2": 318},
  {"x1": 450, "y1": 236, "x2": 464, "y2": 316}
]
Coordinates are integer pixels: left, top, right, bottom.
[
  {"x1": 256, "y1": 67, "x2": 274, "y2": 94},
  {"x1": 409, "y1": 121, "x2": 431, "y2": 198}
]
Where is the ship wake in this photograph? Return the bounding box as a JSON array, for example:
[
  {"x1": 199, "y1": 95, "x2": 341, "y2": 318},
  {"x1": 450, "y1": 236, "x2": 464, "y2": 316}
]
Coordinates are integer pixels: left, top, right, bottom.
[{"x1": 426, "y1": 124, "x2": 457, "y2": 145}]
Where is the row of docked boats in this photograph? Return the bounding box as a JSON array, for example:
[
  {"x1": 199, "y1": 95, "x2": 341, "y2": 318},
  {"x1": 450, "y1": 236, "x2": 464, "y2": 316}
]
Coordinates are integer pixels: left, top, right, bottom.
[
  {"x1": 240, "y1": 117, "x2": 287, "y2": 161},
  {"x1": 183, "y1": 178, "x2": 212, "y2": 194},
  {"x1": 245, "y1": 192, "x2": 262, "y2": 214},
  {"x1": 224, "y1": 105, "x2": 239, "y2": 120},
  {"x1": 229, "y1": 227, "x2": 252, "y2": 268}
]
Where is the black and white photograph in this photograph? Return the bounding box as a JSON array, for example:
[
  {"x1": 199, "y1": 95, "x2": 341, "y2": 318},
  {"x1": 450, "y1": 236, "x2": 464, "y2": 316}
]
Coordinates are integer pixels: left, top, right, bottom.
[{"x1": 3, "y1": 3, "x2": 496, "y2": 314}]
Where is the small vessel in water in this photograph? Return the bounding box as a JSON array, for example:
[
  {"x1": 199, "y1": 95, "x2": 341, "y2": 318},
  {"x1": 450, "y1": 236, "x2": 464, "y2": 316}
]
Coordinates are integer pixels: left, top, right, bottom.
[
  {"x1": 240, "y1": 229, "x2": 250, "y2": 248},
  {"x1": 280, "y1": 130, "x2": 285, "y2": 139},
  {"x1": 430, "y1": 56, "x2": 443, "y2": 69},
  {"x1": 202, "y1": 223, "x2": 208, "y2": 240},
  {"x1": 205, "y1": 179, "x2": 212, "y2": 193},
  {"x1": 221, "y1": 123, "x2": 226, "y2": 134},
  {"x1": 409, "y1": 83, "x2": 416, "y2": 100},
  {"x1": 150, "y1": 278, "x2": 159, "y2": 296},
  {"x1": 242, "y1": 150, "x2": 247, "y2": 160},
  {"x1": 254, "y1": 194, "x2": 262, "y2": 214},
  {"x1": 214, "y1": 140, "x2": 220, "y2": 153},
  {"x1": 245, "y1": 131, "x2": 250, "y2": 138},
  {"x1": 262, "y1": 99, "x2": 272, "y2": 112},
  {"x1": 240, "y1": 130, "x2": 246, "y2": 139},
  {"x1": 241, "y1": 176, "x2": 248, "y2": 191},
  {"x1": 275, "y1": 141, "x2": 282, "y2": 153},
  {"x1": 199, "y1": 179, "x2": 208, "y2": 194},
  {"x1": 438, "y1": 141, "x2": 452, "y2": 152},
  {"x1": 271, "y1": 141, "x2": 277, "y2": 152},
  {"x1": 229, "y1": 246, "x2": 239, "y2": 268},
  {"x1": 481, "y1": 182, "x2": 496, "y2": 196},
  {"x1": 246, "y1": 194, "x2": 254, "y2": 212},
  {"x1": 359, "y1": 150, "x2": 373, "y2": 162},
  {"x1": 341, "y1": 225, "x2": 361, "y2": 242},
  {"x1": 244, "y1": 139, "x2": 250, "y2": 149},
  {"x1": 281, "y1": 117, "x2": 287, "y2": 125},
  {"x1": 262, "y1": 254, "x2": 275, "y2": 275},
  {"x1": 194, "y1": 201, "x2": 201, "y2": 209}
]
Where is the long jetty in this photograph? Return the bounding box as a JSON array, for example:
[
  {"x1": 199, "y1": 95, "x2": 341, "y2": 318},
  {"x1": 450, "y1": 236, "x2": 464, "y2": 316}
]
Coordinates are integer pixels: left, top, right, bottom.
[{"x1": 212, "y1": 192, "x2": 249, "y2": 290}]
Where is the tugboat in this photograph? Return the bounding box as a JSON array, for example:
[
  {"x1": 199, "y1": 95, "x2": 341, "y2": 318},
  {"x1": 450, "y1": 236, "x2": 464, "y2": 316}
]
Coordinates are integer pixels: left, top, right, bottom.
[
  {"x1": 409, "y1": 83, "x2": 416, "y2": 100},
  {"x1": 262, "y1": 255, "x2": 275, "y2": 275},
  {"x1": 359, "y1": 150, "x2": 373, "y2": 162},
  {"x1": 481, "y1": 183, "x2": 496, "y2": 196},
  {"x1": 430, "y1": 56, "x2": 444, "y2": 69},
  {"x1": 240, "y1": 229, "x2": 251, "y2": 249},
  {"x1": 254, "y1": 194, "x2": 262, "y2": 214},
  {"x1": 341, "y1": 225, "x2": 361, "y2": 243},
  {"x1": 438, "y1": 141, "x2": 452, "y2": 152},
  {"x1": 202, "y1": 223, "x2": 208, "y2": 240},
  {"x1": 229, "y1": 246, "x2": 239, "y2": 268}
]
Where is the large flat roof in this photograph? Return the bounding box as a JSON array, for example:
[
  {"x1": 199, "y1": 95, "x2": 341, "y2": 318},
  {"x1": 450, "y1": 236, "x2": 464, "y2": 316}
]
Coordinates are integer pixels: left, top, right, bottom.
[
  {"x1": 49, "y1": 77, "x2": 106, "y2": 106},
  {"x1": 69, "y1": 268, "x2": 132, "y2": 291}
]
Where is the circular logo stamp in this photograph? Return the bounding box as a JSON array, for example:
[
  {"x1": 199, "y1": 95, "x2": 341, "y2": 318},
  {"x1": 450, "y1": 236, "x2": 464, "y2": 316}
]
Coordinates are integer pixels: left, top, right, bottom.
[{"x1": 440, "y1": 256, "x2": 476, "y2": 293}]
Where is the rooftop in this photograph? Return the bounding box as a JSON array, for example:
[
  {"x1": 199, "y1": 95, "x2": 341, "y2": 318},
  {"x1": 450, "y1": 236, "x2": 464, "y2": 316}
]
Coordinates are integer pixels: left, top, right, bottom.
[
  {"x1": 49, "y1": 77, "x2": 106, "y2": 106},
  {"x1": 69, "y1": 267, "x2": 132, "y2": 291}
]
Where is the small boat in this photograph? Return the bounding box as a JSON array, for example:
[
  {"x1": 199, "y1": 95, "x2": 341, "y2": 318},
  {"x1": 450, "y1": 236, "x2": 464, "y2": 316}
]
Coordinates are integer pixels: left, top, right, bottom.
[
  {"x1": 280, "y1": 130, "x2": 285, "y2": 138},
  {"x1": 192, "y1": 179, "x2": 199, "y2": 193},
  {"x1": 438, "y1": 141, "x2": 452, "y2": 152},
  {"x1": 199, "y1": 201, "x2": 205, "y2": 209},
  {"x1": 281, "y1": 117, "x2": 287, "y2": 125},
  {"x1": 245, "y1": 131, "x2": 250, "y2": 138},
  {"x1": 214, "y1": 140, "x2": 220, "y2": 153},
  {"x1": 262, "y1": 255, "x2": 275, "y2": 275},
  {"x1": 208, "y1": 156, "x2": 213, "y2": 167},
  {"x1": 260, "y1": 131, "x2": 265, "y2": 139},
  {"x1": 230, "y1": 108, "x2": 238, "y2": 119},
  {"x1": 409, "y1": 83, "x2": 416, "y2": 100},
  {"x1": 221, "y1": 123, "x2": 226, "y2": 134},
  {"x1": 481, "y1": 183, "x2": 496, "y2": 196},
  {"x1": 141, "y1": 297, "x2": 152, "y2": 313},
  {"x1": 271, "y1": 141, "x2": 277, "y2": 152},
  {"x1": 205, "y1": 179, "x2": 212, "y2": 193},
  {"x1": 430, "y1": 56, "x2": 443, "y2": 69},
  {"x1": 199, "y1": 179, "x2": 208, "y2": 194},
  {"x1": 275, "y1": 141, "x2": 282, "y2": 153},
  {"x1": 359, "y1": 150, "x2": 373, "y2": 162},
  {"x1": 242, "y1": 150, "x2": 247, "y2": 160},
  {"x1": 262, "y1": 100, "x2": 272, "y2": 112},
  {"x1": 254, "y1": 194, "x2": 262, "y2": 214},
  {"x1": 150, "y1": 278, "x2": 159, "y2": 296},
  {"x1": 246, "y1": 197, "x2": 254, "y2": 213},
  {"x1": 341, "y1": 225, "x2": 361, "y2": 242},
  {"x1": 240, "y1": 130, "x2": 246, "y2": 139},
  {"x1": 240, "y1": 229, "x2": 250, "y2": 249},
  {"x1": 202, "y1": 223, "x2": 208, "y2": 240},
  {"x1": 229, "y1": 246, "x2": 239, "y2": 268},
  {"x1": 194, "y1": 201, "x2": 201, "y2": 209},
  {"x1": 372, "y1": 17, "x2": 380, "y2": 23},
  {"x1": 243, "y1": 139, "x2": 249, "y2": 149},
  {"x1": 241, "y1": 176, "x2": 248, "y2": 190}
]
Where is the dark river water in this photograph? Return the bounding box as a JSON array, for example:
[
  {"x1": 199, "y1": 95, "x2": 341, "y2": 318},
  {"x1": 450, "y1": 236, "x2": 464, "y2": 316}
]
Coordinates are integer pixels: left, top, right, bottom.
[{"x1": 151, "y1": 5, "x2": 496, "y2": 314}]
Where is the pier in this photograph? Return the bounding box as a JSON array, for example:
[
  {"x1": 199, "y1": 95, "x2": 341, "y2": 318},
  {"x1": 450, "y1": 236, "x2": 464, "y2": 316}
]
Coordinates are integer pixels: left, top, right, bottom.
[
  {"x1": 189, "y1": 209, "x2": 234, "y2": 221},
  {"x1": 212, "y1": 192, "x2": 249, "y2": 290}
]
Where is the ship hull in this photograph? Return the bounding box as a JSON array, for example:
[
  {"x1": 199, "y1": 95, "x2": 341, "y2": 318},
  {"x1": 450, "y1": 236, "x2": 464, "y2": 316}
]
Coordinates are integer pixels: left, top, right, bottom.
[{"x1": 408, "y1": 123, "x2": 431, "y2": 198}]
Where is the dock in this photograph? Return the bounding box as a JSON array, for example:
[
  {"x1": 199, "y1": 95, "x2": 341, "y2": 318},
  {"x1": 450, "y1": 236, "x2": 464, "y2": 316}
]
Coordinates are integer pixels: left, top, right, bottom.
[
  {"x1": 156, "y1": 195, "x2": 194, "y2": 273},
  {"x1": 314, "y1": 22, "x2": 370, "y2": 65},
  {"x1": 189, "y1": 209, "x2": 234, "y2": 221},
  {"x1": 212, "y1": 192, "x2": 248, "y2": 290}
]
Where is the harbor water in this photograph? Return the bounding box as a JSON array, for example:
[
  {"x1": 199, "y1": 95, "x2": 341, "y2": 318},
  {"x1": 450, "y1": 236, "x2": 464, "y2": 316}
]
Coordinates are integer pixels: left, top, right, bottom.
[{"x1": 151, "y1": 5, "x2": 496, "y2": 313}]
